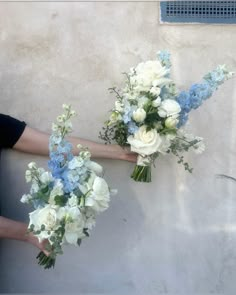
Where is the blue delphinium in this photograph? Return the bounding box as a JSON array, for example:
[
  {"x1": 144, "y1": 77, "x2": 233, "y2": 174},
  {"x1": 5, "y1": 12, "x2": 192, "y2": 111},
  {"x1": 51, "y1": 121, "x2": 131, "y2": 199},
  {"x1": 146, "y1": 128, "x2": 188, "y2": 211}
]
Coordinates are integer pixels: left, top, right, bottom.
[
  {"x1": 177, "y1": 65, "x2": 233, "y2": 127},
  {"x1": 157, "y1": 50, "x2": 171, "y2": 69}
]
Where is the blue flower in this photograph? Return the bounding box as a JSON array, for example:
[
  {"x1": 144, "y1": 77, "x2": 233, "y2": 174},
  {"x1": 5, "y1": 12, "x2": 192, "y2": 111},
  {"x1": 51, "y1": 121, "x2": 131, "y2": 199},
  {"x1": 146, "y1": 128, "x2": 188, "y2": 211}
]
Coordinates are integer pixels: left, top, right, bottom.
[
  {"x1": 157, "y1": 50, "x2": 171, "y2": 68},
  {"x1": 128, "y1": 121, "x2": 139, "y2": 134}
]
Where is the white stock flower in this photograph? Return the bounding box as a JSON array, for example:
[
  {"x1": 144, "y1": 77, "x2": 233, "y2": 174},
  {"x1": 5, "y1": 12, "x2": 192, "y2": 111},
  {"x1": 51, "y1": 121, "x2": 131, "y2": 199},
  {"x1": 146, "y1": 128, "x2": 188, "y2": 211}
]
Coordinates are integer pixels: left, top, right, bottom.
[
  {"x1": 40, "y1": 171, "x2": 54, "y2": 184},
  {"x1": 127, "y1": 125, "x2": 162, "y2": 156},
  {"x1": 29, "y1": 205, "x2": 59, "y2": 242},
  {"x1": 68, "y1": 157, "x2": 84, "y2": 169},
  {"x1": 132, "y1": 108, "x2": 146, "y2": 123},
  {"x1": 20, "y1": 194, "x2": 32, "y2": 204},
  {"x1": 25, "y1": 170, "x2": 32, "y2": 182},
  {"x1": 86, "y1": 161, "x2": 103, "y2": 175},
  {"x1": 158, "y1": 99, "x2": 181, "y2": 118},
  {"x1": 49, "y1": 179, "x2": 64, "y2": 205},
  {"x1": 28, "y1": 162, "x2": 37, "y2": 169}
]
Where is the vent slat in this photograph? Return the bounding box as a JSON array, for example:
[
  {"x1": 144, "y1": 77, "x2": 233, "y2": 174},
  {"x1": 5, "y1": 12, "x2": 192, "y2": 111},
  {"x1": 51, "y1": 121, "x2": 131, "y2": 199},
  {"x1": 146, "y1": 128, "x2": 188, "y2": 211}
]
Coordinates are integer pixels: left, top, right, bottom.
[{"x1": 160, "y1": 1, "x2": 236, "y2": 23}]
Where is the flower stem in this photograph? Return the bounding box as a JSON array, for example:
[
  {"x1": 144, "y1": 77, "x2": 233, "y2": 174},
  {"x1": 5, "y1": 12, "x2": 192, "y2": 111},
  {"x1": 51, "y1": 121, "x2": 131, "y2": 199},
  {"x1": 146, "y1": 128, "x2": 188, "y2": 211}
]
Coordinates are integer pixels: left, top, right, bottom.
[{"x1": 131, "y1": 165, "x2": 151, "y2": 182}]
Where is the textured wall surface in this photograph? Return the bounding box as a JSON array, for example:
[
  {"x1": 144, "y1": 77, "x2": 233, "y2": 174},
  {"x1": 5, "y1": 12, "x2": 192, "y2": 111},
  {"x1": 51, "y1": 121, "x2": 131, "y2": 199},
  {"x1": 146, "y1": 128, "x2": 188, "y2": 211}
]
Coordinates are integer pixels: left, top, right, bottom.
[{"x1": 0, "y1": 2, "x2": 236, "y2": 294}]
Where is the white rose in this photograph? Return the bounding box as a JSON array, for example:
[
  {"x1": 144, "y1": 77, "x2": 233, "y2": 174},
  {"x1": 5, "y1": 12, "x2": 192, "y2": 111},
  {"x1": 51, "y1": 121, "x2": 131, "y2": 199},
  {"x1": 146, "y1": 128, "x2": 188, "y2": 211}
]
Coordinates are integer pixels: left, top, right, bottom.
[
  {"x1": 165, "y1": 116, "x2": 179, "y2": 128},
  {"x1": 29, "y1": 205, "x2": 58, "y2": 242},
  {"x1": 152, "y1": 97, "x2": 161, "y2": 107},
  {"x1": 132, "y1": 108, "x2": 146, "y2": 123},
  {"x1": 127, "y1": 125, "x2": 162, "y2": 156},
  {"x1": 158, "y1": 99, "x2": 181, "y2": 118}
]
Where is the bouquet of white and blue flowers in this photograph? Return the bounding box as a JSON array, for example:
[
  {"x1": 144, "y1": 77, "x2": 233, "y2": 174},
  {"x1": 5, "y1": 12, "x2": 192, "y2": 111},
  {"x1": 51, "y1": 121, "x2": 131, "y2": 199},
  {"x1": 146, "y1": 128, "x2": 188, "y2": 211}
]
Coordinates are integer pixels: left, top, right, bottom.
[
  {"x1": 21, "y1": 105, "x2": 115, "y2": 269},
  {"x1": 100, "y1": 51, "x2": 234, "y2": 182}
]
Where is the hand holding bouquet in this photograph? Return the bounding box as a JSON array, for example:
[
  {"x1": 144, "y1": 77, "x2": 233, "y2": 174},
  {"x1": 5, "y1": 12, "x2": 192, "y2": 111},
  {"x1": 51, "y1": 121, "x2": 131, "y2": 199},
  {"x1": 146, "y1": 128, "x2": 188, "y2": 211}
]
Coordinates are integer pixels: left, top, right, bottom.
[
  {"x1": 21, "y1": 105, "x2": 115, "y2": 269},
  {"x1": 100, "y1": 51, "x2": 233, "y2": 182}
]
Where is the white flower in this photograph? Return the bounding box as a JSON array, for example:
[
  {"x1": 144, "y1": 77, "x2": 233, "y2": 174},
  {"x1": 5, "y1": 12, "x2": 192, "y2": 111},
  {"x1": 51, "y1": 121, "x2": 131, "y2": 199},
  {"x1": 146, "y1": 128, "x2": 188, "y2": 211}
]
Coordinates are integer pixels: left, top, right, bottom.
[
  {"x1": 158, "y1": 99, "x2": 181, "y2": 118},
  {"x1": 28, "y1": 162, "x2": 37, "y2": 169},
  {"x1": 85, "y1": 177, "x2": 110, "y2": 213},
  {"x1": 20, "y1": 194, "x2": 32, "y2": 204},
  {"x1": 137, "y1": 96, "x2": 149, "y2": 108},
  {"x1": 127, "y1": 125, "x2": 162, "y2": 156},
  {"x1": 49, "y1": 179, "x2": 64, "y2": 205},
  {"x1": 25, "y1": 170, "x2": 32, "y2": 182},
  {"x1": 109, "y1": 111, "x2": 122, "y2": 124},
  {"x1": 132, "y1": 108, "x2": 146, "y2": 123},
  {"x1": 165, "y1": 116, "x2": 179, "y2": 128},
  {"x1": 29, "y1": 205, "x2": 59, "y2": 242},
  {"x1": 68, "y1": 193, "x2": 78, "y2": 207},
  {"x1": 40, "y1": 171, "x2": 53, "y2": 184},
  {"x1": 115, "y1": 101, "x2": 124, "y2": 112},
  {"x1": 68, "y1": 157, "x2": 84, "y2": 169},
  {"x1": 150, "y1": 87, "x2": 161, "y2": 96},
  {"x1": 30, "y1": 181, "x2": 39, "y2": 194},
  {"x1": 129, "y1": 60, "x2": 172, "y2": 94},
  {"x1": 86, "y1": 161, "x2": 103, "y2": 175},
  {"x1": 152, "y1": 97, "x2": 161, "y2": 107},
  {"x1": 62, "y1": 103, "x2": 70, "y2": 110},
  {"x1": 63, "y1": 207, "x2": 85, "y2": 245}
]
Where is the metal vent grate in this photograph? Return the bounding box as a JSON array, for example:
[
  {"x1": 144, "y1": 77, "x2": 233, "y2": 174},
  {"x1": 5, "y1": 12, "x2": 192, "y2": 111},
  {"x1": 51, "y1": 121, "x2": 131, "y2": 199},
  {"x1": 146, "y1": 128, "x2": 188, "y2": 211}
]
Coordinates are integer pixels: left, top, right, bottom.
[{"x1": 160, "y1": 1, "x2": 236, "y2": 24}]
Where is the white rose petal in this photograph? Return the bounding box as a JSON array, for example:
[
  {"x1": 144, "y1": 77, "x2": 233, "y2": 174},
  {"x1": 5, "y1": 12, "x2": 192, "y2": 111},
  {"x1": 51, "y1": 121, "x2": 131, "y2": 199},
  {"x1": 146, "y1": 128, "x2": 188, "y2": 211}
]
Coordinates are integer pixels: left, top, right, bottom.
[
  {"x1": 127, "y1": 125, "x2": 162, "y2": 156},
  {"x1": 29, "y1": 205, "x2": 58, "y2": 242}
]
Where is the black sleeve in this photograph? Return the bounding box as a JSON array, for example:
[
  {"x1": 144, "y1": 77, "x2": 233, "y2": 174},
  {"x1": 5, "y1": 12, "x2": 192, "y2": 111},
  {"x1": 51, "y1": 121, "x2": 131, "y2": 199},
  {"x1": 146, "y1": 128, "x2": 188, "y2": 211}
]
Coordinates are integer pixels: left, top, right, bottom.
[{"x1": 0, "y1": 114, "x2": 26, "y2": 148}]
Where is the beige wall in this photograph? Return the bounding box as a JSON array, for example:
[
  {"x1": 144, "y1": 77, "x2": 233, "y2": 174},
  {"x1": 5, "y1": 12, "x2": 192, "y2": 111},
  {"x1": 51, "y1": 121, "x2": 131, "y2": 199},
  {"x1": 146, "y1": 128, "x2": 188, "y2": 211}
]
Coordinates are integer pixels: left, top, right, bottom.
[{"x1": 1, "y1": 2, "x2": 236, "y2": 293}]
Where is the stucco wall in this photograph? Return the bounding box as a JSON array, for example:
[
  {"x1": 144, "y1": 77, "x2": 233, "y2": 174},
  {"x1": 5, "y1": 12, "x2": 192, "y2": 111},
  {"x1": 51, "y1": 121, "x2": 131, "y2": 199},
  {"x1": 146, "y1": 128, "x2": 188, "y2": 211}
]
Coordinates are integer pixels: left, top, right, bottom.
[{"x1": 0, "y1": 2, "x2": 236, "y2": 294}]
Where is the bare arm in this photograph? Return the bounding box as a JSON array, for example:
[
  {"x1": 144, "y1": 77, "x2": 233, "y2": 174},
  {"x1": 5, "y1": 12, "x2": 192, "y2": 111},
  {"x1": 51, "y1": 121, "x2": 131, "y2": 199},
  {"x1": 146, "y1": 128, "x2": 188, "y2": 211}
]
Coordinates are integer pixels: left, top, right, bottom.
[
  {"x1": 0, "y1": 216, "x2": 49, "y2": 255},
  {"x1": 13, "y1": 126, "x2": 137, "y2": 162}
]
